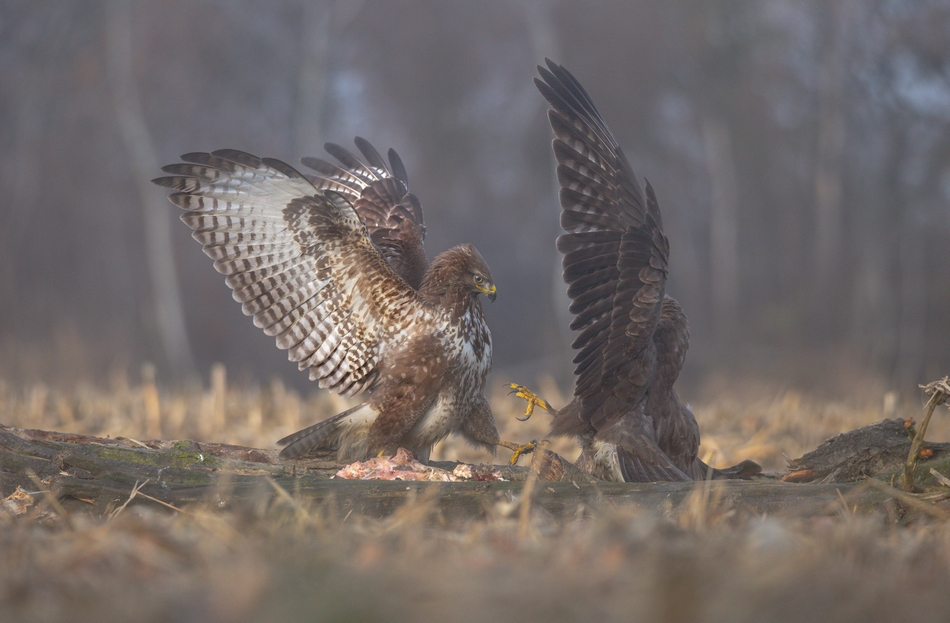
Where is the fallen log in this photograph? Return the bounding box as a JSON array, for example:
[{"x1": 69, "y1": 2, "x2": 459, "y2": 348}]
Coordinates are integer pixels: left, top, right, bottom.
[
  {"x1": 0, "y1": 423, "x2": 940, "y2": 523},
  {"x1": 784, "y1": 418, "x2": 950, "y2": 485}
]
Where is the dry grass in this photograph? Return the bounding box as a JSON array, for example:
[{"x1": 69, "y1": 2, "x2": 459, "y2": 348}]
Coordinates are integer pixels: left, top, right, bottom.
[
  {"x1": 3, "y1": 365, "x2": 947, "y2": 471},
  {"x1": 4, "y1": 368, "x2": 950, "y2": 622},
  {"x1": 5, "y1": 485, "x2": 950, "y2": 623}
]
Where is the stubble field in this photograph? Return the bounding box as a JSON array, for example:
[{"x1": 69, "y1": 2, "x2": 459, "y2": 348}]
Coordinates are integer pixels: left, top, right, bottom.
[{"x1": 3, "y1": 369, "x2": 950, "y2": 623}]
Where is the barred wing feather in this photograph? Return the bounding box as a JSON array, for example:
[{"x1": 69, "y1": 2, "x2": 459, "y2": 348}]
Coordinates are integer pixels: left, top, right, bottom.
[
  {"x1": 152, "y1": 149, "x2": 425, "y2": 397},
  {"x1": 301, "y1": 138, "x2": 429, "y2": 289}
]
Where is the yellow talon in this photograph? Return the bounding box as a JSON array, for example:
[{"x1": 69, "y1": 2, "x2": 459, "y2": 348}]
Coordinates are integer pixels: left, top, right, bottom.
[
  {"x1": 496, "y1": 438, "x2": 540, "y2": 466},
  {"x1": 507, "y1": 440, "x2": 539, "y2": 466},
  {"x1": 507, "y1": 383, "x2": 553, "y2": 421}
]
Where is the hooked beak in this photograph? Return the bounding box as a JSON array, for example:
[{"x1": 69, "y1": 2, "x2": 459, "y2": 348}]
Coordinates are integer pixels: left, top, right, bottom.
[{"x1": 479, "y1": 283, "x2": 497, "y2": 302}]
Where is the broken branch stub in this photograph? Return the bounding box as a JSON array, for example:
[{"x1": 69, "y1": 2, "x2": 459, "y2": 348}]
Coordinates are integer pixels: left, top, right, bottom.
[{"x1": 903, "y1": 377, "x2": 950, "y2": 492}]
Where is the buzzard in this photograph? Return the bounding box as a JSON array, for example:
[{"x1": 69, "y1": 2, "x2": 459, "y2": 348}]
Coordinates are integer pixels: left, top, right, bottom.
[
  {"x1": 510, "y1": 60, "x2": 760, "y2": 482},
  {"x1": 153, "y1": 139, "x2": 531, "y2": 463}
]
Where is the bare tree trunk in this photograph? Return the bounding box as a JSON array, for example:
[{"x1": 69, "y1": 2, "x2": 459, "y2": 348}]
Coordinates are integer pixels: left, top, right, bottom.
[
  {"x1": 523, "y1": 0, "x2": 560, "y2": 64},
  {"x1": 521, "y1": 1, "x2": 572, "y2": 357},
  {"x1": 702, "y1": 117, "x2": 739, "y2": 341},
  {"x1": 1, "y1": 7, "x2": 72, "y2": 315},
  {"x1": 292, "y1": 0, "x2": 367, "y2": 153},
  {"x1": 106, "y1": 1, "x2": 195, "y2": 380},
  {"x1": 894, "y1": 197, "x2": 929, "y2": 386},
  {"x1": 292, "y1": 1, "x2": 333, "y2": 159},
  {"x1": 814, "y1": 0, "x2": 853, "y2": 313}
]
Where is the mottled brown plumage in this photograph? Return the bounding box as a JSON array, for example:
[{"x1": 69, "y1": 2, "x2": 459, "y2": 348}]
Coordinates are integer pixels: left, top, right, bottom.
[
  {"x1": 301, "y1": 138, "x2": 429, "y2": 290},
  {"x1": 152, "y1": 141, "x2": 504, "y2": 463},
  {"x1": 519, "y1": 60, "x2": 760, "y2": 482}
]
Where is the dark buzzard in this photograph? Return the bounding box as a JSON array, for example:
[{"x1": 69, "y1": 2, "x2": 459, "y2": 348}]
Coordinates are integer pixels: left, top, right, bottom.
[
  {"x1": 153, "y1": 140, "x2": 529, "y2": 463},
  {"x1": 511, "y1": 60, "x2": 760, "y2": 482}
]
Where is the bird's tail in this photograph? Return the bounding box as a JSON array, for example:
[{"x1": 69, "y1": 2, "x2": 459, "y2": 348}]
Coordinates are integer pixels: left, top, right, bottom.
[
  {"x1": 689, "y1": 458, "x2": 763, "y2": 481},
  {"x1": 277, "y1": 402, "x2": 377, "y2": 461}
]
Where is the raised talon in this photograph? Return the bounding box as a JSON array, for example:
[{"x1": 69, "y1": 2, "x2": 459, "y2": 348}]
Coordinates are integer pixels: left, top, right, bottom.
[{"x1": 507, "y1": 383, "x2": 552, "y2": 421}]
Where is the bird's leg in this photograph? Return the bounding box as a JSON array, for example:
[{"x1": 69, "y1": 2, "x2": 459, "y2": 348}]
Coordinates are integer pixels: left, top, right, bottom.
[
  {"x1": 497, "y1": 438, "x2": 541, "y2": 466},
  {"x1": 507, "y1": 383, "x2": 555, "y2": 422}
]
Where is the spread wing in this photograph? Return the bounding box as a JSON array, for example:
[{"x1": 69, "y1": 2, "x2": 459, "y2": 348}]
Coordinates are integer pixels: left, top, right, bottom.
[
  {"x1": 152, "y1": 149, "x2": 427, "y2": 397},
  {"x1": 301, "y1": 138, "x2": 429, "y2": 289},
  {"x1": 535, "y1": 59, "x2": 669, "y2": 432}
]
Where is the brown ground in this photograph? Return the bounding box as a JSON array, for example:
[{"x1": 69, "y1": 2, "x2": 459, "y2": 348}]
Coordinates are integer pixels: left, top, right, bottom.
[{"x1": 3, "y1": 369, "x2": 950, "y2": 622}]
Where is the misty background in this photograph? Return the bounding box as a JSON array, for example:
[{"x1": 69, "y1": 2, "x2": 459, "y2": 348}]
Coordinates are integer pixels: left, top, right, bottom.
[{"x1": 2, "y1": 0, "x2": 949, "y2": 398}]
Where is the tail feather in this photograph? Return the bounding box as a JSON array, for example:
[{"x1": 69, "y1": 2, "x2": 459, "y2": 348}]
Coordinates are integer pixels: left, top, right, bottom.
[
  {"x1": 690, "y1": 458, "x2": 763, "y2": 480},
  {"x1": 277, "y1": 403, "x2": 374, "y2": 460},
  {"x1": 616, "y1": 444, "x2": 691, "y2": 483}
]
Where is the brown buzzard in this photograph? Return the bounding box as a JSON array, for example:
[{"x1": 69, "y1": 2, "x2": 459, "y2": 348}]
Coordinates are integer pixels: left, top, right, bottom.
[
  {"x1": 153, "y1": 140, "x2": 528, "y2": 463},
  {"x1": 511, "y1": 60, "x2": 760, "y2": 482}
]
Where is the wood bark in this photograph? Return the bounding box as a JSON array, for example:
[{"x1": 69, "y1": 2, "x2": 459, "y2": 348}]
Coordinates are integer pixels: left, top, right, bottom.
[{"x1": 784, "y1": 418, "x2": 950, "y2": 485}]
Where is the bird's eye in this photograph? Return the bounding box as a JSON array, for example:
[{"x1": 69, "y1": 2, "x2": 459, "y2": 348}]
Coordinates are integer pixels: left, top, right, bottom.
[{"x1": 474, "y1": 275, "x2": 483, "y2": 284}]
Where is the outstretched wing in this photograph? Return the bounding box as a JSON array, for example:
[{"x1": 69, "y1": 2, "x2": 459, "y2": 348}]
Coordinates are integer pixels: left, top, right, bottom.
[
  {"x1": 152, "y1": 149, "x2": 427, "y2": 397},
  {"x1": 301, "y1": 138, "x2": 429, "y2": 290},
  {"x1": 535, "y1": 59, "x2": 669, "y2": 431}
]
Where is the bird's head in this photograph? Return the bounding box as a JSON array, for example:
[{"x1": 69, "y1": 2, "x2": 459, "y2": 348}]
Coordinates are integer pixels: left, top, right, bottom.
[
  {"x1": 424, "y1": 243, "x2": 497, "y2": 303},
  {"x1": 467, "y1": 248, "x2": 497, "y2": 302}
]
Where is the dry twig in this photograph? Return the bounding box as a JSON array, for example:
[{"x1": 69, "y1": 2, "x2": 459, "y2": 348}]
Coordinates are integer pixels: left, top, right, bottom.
[
  {"x1": 929, "y1": 468, "x2": 950, "y2": 488},
  {"x1": 518, "y1": 451, "x2": 541, "y2": 539},
  {"x1": 25, "y1": 468, "x2": 72, "y2": 527},
  {"x1": 864, "y1": 478, "x2": 950, "y2": 520},
  {"x1": 902, "y1": 377, "x2": 950, "y2": 491},
  {"x1": 110, "y1": 478, "x2": 150, "y2": 519}
]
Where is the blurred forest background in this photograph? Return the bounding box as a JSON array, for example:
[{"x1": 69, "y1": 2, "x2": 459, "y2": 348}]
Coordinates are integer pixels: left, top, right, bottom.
[{"x1": 2, "y1": 0, "x2": 949, "y2": 397}]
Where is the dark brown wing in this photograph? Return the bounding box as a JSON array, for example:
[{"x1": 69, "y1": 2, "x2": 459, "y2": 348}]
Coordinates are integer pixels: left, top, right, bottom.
[
  {"x1": 535, "y1": 59, "x2": 669, "y2": 431},
  {"x1": 152, "y1": 150, "x2": 429, "y2": 397},
  {"x1": 301, "y1": 138, "x2": 429, "y2": 289}
]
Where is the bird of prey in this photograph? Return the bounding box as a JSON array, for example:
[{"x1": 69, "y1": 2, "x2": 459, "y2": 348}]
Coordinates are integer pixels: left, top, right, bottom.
[
  {"x1": 153, "y1": 139, "x2": 532, "y2": 463},
  {"x1": 510, "y1": 60, "x2": 760, "y2": 482}
]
